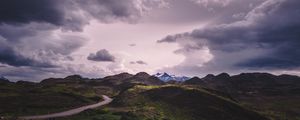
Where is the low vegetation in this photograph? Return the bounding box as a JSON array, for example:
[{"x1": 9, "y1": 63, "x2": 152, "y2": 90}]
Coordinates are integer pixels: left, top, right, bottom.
[
  {"x1": 0, "y1": 81, "x2": 104, "y2": 117},
  {"x1": 1, "y1": 72, "x2": 299, "y2": 120},
  {"x1": 108, "y1": 85, "x2": 269, "y2": 120}
]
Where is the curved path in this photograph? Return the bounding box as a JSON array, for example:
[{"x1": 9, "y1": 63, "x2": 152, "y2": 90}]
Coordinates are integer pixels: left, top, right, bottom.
[{"x1": 19, "y1": 95, "x2": 113, "y2": 120}]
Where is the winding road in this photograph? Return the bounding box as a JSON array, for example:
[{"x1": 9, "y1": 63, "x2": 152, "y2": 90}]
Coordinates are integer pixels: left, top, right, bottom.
[{"x1": 19, "y1": 95, "x2": 113, "y2": 120}]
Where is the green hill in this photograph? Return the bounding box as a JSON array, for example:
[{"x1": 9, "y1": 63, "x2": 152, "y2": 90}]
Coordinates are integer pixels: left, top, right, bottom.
[
  {"x1": 106, "y1": 85, "x2": 269, "y2": 120},
  {"x1": 3, "y1": 72, "x2": 299, "y2": 120}
]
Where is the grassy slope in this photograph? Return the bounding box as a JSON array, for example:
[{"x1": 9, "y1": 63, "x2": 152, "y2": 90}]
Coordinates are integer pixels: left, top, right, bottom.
[
  {"x1": 239, "y1": 96, "x2": 300, "y2": 120},
  {"x1": 0, "y1": 82, "x2": 106, "y2": 117},
  {"x1": 1, "y1": 78, "x2": 287, "y2": 120},
  {"x1": 66, "y1": 85, "x2": 268, "y2": 120},
  {"x1": 187, "y1": 84, "x2": 300, "y2": 120}
]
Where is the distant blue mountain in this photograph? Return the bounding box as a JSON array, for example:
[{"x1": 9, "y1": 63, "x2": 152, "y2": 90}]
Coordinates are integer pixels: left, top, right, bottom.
[
  {"x1": 0, "y1": 76, "x2": 9, "y2": 81},
  {"x1": 153, "y1": 72, "x2": 190, "y2": 82}
]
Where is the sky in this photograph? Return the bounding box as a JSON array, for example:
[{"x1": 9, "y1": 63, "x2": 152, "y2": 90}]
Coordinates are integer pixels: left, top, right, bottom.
[{"x1": 0, "y1": 0, "x2": 300, "y2": 81}]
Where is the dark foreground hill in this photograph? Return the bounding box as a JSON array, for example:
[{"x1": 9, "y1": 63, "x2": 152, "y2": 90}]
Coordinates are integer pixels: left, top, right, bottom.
[
  {"x1": 0, "y1": 78, "x2": 103, "y2": 117},
  {"x1": 0, "y1": 72, "x2": 299, "y2": 120},
  {"x1": 185, "y1": 73, "x2": 300, "y2": 95},
  {"x1": 110, "y1": 85, "x2": 269, "y2": 120},
  {"x1": 61, "y1": 85, "x2": 269, "y2": 120},
  {"x1": 0, "y1": 72, "x2": 164, "y2": 118},
  {"x1": 184, "y1": 72, "x2": 300, "y2": 119}
]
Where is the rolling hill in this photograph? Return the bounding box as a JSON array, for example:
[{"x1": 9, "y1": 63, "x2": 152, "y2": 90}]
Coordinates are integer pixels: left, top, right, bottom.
[
  {"x1": 0, "y1": 72, "x2": 299, "y2": 120},
  {"x1": 184, "y1": 72, "x2": 300, "y2": 119}
]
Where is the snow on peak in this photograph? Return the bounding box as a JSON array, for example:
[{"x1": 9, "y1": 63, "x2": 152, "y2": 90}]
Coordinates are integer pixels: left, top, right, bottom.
[
  {"x1": 153, "y1": 72, "x2": 190, "y2": 82},
  {"x1": 0, "y1": 76, "x2": 9, "y2": 81}
]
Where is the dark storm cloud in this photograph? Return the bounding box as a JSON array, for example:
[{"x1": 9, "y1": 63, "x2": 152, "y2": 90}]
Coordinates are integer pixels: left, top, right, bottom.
[
  {"x1": 0, "y1": 35, "x2": 57, "y2": 68},
  {"x1": 0, "y1": 0, "x2": 167, "y2": 31},
  {"x1": 0, "y1": 43, "x2": 55, "y2": 68},
  {"x1": 0, "y1": 23, "x2": 55, "y2": 42},
  {"x1": 145, "y1": 0, "x2": 264, "y2": 25},
  {"x1": 0, "y1": 0, "x2": 63, "y2": 25},
  {"x1": 87, "y1": 49, "x2": 115, "y2": 62},
  {"x1": 0, "y1": 0, "x2": 166, "y2": 66},
  {"x1": 158, "y1": 0, "x2": 300, "y2": 73},
  {"x1": 130, "y1": 60, "x2": 148, "y2": 65},
  {"x1": 0, "y1": 23, "x2": 86, "y2": 68},
  {"x1": 0, "y1": 0, "x2": 168, "y2": 81}
]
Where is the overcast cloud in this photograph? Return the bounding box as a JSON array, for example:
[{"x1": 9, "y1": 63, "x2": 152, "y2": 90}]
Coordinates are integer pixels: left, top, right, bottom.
[
  {"x1": 0, "y1": 0, "x2": 167, "y2": 81},
  {"x1": 1, "y1": 0, "x2": 299, "y2": 81},
  {"x1": 87, "y1": 49, "x2": 116, "y2": 62},
  {"x1": 158, "y1": 0, "x2": 300, "y2": 76}
]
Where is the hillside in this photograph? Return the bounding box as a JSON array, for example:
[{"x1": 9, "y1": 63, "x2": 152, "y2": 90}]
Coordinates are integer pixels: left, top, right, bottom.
[
  {"x1": 109, "y1": 85, "x2": 269, "y2": 120},
  {"x1": 1, "y1": 72, "x2": 299, "y2": 119},
  {"x1": 184, "y1": 73, "x2": 300, "y2": 119},
  {"x1": 0, "y1": 81, "x2": 100, "y2": 117},
  {"x1": 0, "y1": 72, "x2": 164, "y2": 118},
  {"x1": 57, "y1": 85, "x2": 269, "y2": 120}
]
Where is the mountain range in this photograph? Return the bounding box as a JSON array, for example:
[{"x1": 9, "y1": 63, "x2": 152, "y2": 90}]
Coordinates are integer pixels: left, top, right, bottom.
[
  {"x1": 0, "y1": 72, "x2": 300, "y2": 120},
  {"x1": 153, "y1": 72, "x2": 190, "y2": 82},
  {"x1": 0, "y1": 76, "x2": 8, "y2": 81}
]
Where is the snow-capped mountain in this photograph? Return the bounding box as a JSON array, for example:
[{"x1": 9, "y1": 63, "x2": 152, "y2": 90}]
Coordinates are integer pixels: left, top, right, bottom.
[
  {"x1": 153, "y1": 72, "x2": 190, "y2": 82},
  {"x1": 0, "y1": 76, "x2": 9, "y2": 81}
]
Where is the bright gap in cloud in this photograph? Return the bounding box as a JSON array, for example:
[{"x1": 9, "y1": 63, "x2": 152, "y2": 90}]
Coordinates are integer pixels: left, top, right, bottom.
[{"x1": 73, "y1": 20, "x2": 207, "y2": 76}]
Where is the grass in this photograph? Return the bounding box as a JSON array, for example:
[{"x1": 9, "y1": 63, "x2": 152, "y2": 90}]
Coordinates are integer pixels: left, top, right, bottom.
[
  {"x1": 109, "y1": 85, "x2": 269, "y2": 120},
  {"x1": 0, "y1": 82, "x2": 278, "y2": 120},
  {"x1": 56, "y1": 109, "x2": 122, "y2": 120},
  {"x1": 239, "y1": 96, "x2": 300, "y2": 120},
  {"x1": 0, "y1": 83, "x2": 103, "y2": 117}
]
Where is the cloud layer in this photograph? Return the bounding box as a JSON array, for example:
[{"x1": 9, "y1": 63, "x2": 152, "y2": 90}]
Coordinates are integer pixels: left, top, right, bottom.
[
  {"x1": 0, "y1": 0, "x2": 167, "y2": 80},
  {"x1": 0, "y1": 0, "x2": 168, "y2": 31},
  {"x1": 158, "y1": 0, "x2": 300, "y2": 75},
  {"x1": 1, "y1": 0, "x2": 299, "y2": 80},
  {"x1": 87, "y1": 49, "x2": 116, "y2": 62}
]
